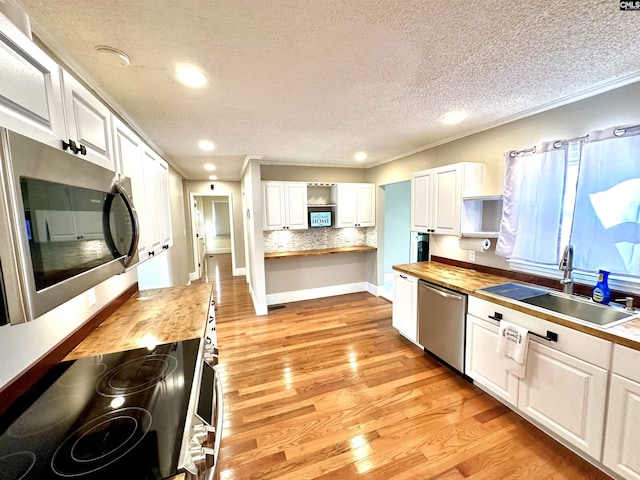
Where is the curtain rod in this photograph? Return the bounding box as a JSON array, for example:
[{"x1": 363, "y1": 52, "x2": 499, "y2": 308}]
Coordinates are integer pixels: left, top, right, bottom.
[{"x1": 508, "y1": 122, "x2": 640, "y2": 158}]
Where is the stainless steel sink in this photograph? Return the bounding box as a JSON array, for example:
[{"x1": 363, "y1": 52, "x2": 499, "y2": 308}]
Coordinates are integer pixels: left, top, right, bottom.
[
  {"x1": 521, "y1": 292, "x2": 636, "y2": 327},
  {"x1": 478, "y1": 282, "x2": 638, "y2": 328}
]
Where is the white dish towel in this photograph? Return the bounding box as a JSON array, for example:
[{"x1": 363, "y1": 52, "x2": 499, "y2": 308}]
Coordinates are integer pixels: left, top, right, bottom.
[{"x1": 497, "y1": 320, "x2": 529, "y2": 378}]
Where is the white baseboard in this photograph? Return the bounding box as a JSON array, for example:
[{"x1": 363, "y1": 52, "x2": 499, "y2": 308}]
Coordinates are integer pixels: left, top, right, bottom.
[
  {"x1": 188, "y1": 272, "x2": 199, "y2": 282},
  {"x1": 249, "y1": 284, "x2": 268, "y2": 316},
  {"x1": 233, "y1": 267, "x2": 246, "y2": 276},
  {"x1": 207, "y1": 247, "x2": 231, "y2": 254},
  {"x1": 366, "y1": 283, "x2": 383, "y2": 297},
  {"x1": 266, "y1": 282, "x2": 379, "y2": 305}
]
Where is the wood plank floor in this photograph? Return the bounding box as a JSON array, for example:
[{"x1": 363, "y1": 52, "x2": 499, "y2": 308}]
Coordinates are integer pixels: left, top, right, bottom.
[{"x1": 204, "y1": 254, "x2": 611, "y2": 479}]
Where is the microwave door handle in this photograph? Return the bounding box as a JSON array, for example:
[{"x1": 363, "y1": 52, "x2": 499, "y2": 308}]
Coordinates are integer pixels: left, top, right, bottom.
[{"x1": 112, "y1": 181, "x2": 140, "y2": 267}]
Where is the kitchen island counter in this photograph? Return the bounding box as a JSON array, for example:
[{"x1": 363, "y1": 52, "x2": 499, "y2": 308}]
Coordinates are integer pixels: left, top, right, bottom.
[
  {"x1": 393, "y1": 261, "x2": 640, "y2": 350},
  {"x1": 65, "y1": 282, "x2": 213, "y2": 360}
]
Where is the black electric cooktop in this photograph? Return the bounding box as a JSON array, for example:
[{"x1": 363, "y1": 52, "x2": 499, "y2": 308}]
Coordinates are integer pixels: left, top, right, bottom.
[{"x1": 0, "y1": 338, "x2": 200, "y2": 479}]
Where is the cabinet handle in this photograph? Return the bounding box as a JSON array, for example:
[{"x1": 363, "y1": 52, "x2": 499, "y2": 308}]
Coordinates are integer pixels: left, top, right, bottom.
[
  {"x1": 399, "y1": 274, "x2": 407, "y2": 279},
  {"x1": 530, "y1": 330, "x2": 559, "y2": 342},
  {"x1": 488, "y1": 312, "x2": 503, "y2": 321},
  {"x1": 79, "y1": 143, "x2": 87, "y2": 155},
  {"x1": 62, "y1": 139, "x2": 80, "y2": 154}
]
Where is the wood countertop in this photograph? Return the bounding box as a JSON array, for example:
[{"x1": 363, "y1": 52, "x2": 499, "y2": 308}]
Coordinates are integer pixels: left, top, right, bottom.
[
  {"x1": 264, "y1": 245, "x2": 376, "y2": 259},
  {"x1": 393, "y1": 261, "x2": 640, "y2": 350},
  {"x1": 65, "y1": 282, "x2": 213, "y2": 360}
]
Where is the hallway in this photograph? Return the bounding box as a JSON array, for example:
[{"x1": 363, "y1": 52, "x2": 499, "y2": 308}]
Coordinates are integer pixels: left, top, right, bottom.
[{"x1": 204, "y1": 254, "x2": 609, "y2": 479}]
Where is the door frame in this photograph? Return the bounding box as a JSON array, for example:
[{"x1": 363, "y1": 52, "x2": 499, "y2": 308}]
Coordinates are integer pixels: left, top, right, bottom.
[{"x1": 189, "y1": 192, "x2": 237, "y2": 281}]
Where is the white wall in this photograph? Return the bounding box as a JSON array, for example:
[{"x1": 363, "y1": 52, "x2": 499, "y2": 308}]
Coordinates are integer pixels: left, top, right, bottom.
[
  {"x1": 367, "y1": 81, "x2": 640, "y2": 284},
  {"x1": 242, "y1": 159, "x2": 267, "y2": 314}
]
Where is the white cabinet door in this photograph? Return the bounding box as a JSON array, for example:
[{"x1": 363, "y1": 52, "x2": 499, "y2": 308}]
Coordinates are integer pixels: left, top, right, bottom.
[
  {"x1": 335, "y1": 183, "x2": 375, "y2": 228},
  {"x1": 356, "y1": 184, "x2": 375, "y2": 227},
  {"x1": 284, "y1": 182, "x2": 308, "y2": 230},
  {"x1": 262, "y1": 182, "x2": 285, "y2": 230},
  {"x1": 603, "y1": 373, "x2": 640, "y2": 479},
  {"x1": 158, "y1": 158, "x2": 172, "y2": 249},
  {"x1": 411, "y1": 170, "x2": 433, "y2": 232},
  {"x1": 335, "y1": 183, "x2": 358, "y2": 227},
  {"x1": 0, "y1": 14, "x2": 66, "y2": 147},
  {"x1": 518, "y1": 340, "x2": 608, "y2": 459},
  {"x1": 433, "y1": 165, "x2": 461, "y2": 234},
  {"x1": 465, "y1": 314, "x2": 519, "y2": 406},
  {"x1": 391, "y1": 271, "x2": 418, "y2": 343},
  {"x1": 61, "y1": 70, "x2": 114, "y2": 171},
  {"x1": 113, "y1": 118, "x2": 148, "y2": 260},
  {"x1": 142, "y1": 147, "x2": 163, "y2": 258}
]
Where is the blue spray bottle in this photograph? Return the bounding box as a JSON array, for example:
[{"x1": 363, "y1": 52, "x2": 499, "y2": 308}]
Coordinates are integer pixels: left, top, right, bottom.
[{"x1": 592, "y1": 270, "x2": 611, "y2": 305}]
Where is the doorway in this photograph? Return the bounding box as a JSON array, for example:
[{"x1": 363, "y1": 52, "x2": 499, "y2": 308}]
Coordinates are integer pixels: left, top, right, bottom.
[
  {"x1": 382, "y1": 181, "x2": 411, "y2": 300},
  {"x1": 190, "y1": 193, "x2": 236, "y2": 281}
]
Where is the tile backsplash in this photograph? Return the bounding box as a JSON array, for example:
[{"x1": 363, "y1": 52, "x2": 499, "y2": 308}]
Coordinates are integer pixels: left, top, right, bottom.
[{"x1": 264, "y1": 227, "x2": 377, "y2": 252}]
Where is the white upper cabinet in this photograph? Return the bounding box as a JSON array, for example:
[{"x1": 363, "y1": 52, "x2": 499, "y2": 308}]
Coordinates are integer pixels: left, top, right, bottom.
[
  {"x1": 61, "y1": 70, "x2": 114, "y2": 171},
  {"x1": 411, "y1": 163, "x2": 484, "y2": 235},
  {"x1": 0, "y1": 13, "x2": 65, "y2": 146},
  {"x1": 112, "y1": 117, "x2": 149, "y2": 260},
  {"x1": 333, "y1": 183, "x2": 375, "y2": 228},
  {"x1": 158, "y1": 157, "x2": 173, "y2": 249},
  {"x1": 142, "y1": 147, "x2": 164, "y2": 258},
  {"x1": 262, "y1": 181, "x2": 308, "y2": 230}
]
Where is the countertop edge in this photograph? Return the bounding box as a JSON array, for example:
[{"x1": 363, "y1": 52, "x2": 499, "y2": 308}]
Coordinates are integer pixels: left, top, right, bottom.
[{"x1": 265, "y1": 245, "x2": 376, "y2": 259}]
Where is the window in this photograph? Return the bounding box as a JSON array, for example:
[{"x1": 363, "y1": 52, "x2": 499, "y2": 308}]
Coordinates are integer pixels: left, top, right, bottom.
[{"x1": 497, "y1": 126, "x2": 640, "y2": 294}]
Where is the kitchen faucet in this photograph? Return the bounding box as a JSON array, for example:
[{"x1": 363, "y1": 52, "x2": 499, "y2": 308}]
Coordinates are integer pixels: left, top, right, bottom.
[{"x1": 559, "y1": 244, "x2": 574, "y2": 295}]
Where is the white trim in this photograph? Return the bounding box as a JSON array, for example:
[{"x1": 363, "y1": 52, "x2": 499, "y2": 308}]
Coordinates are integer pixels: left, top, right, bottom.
[
  {"x1": 249, "y1": 284, "x2": 268, "y2": 316},
  {"x1": 266, "y1": 282, "x2": 378, "y2": 305},
  {"x1": 188, "y1": 272, "x2": 200, "y2": 282},
  {"x1": 233, "y1": 267, "x2": 246, "y2": 276},
  {"x1": 366, "y1": 283, "x2": 383, "y2": 297}
]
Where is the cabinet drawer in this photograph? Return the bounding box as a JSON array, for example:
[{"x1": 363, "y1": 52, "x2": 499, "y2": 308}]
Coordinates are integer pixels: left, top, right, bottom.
[
  {"x1": 612, "y1": 343, "x2": 640, "y2": 383},
  {"x1": 468, "y1": 296, "x2": 611, "y2": 368}
]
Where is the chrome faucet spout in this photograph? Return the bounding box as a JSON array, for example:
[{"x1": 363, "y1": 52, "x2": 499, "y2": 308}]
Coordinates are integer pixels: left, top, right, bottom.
[{"x1": 559, "y1": 244, "x2": 574, "y2": 295}]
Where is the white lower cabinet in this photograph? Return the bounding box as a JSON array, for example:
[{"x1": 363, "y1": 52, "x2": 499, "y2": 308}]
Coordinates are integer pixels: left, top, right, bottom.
[
  {"x1": 466, "y1": 296, "x2": 610, "y2": 463},
  {"x1": 465, "y1": 314, "x2": 518, "y2": 406},
  {"x1": 517, "y1": 340, "x2": 608, "y2": 459},
  {"x1": 391, "y1": 271, "x2": 418, "y2": 344},
  {"x1": 603, "y1": 345, "x2": 640, "y2": 479}
]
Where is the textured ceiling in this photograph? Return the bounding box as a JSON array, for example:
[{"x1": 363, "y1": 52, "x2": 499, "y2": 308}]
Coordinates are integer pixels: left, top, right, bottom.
[{"x1": 15, "y1": 0, "x2": 640, "y2": 180}]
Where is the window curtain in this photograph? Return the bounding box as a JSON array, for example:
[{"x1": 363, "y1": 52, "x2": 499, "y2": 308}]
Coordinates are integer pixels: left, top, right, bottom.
[
  {"x1": 496, "y1": 141, "x2": 567, "y2": 264},
  {"x1": 571, "y1": 126, "x2": 640, "y2": 276}
]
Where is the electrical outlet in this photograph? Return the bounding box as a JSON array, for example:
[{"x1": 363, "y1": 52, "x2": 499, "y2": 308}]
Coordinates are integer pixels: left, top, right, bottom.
[{"x1": 468, "y1": 250, "x2": 476, "y2": 262}]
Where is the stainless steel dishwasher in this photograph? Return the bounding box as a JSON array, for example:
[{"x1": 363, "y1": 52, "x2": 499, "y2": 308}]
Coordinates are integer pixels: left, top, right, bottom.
[{"x1": 418, "y1": 280, "x2": 467, "y2": 374}]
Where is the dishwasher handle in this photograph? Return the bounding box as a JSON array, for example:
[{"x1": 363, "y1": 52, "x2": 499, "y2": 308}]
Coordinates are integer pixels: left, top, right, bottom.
[{"x1": 420, "y1": 282, "x2": 464, "y2": 301}]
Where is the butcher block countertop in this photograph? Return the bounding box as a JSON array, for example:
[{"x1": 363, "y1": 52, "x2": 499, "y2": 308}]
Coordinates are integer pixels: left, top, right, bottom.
[
  {"x1": 393, "y1": 261, "x2": 640, "y2": 351},
  {"x1": 65, "y1": 282, "x2": 213, "y2": 361},
  {"x1": 265, "y1": 245, "x2": 376, "y2": 259}
]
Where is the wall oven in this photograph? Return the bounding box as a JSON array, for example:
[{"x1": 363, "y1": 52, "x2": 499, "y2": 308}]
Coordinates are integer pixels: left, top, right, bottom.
[{"x1": 0, "y1": 129, "x2": 139, "y2": 324}]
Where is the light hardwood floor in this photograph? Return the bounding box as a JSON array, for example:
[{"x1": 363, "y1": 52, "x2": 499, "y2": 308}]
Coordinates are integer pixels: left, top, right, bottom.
[{"x1": 205, "y1": 254, "x2": 611, "y2": 479}]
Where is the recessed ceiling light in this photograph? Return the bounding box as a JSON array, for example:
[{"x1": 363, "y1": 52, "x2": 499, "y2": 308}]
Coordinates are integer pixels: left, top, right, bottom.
[
  {"x1": 204, "y1": 164, "x2": 216, "y2": 171},
  {"x1": 198, "y1": 140, "x2": 215, "y2": 151},
  {"x1": 354, "y1": 151, "x2": 368, "y2": 161},
  {"x1": 95, "y1": 45, "x2": 130, "y2": 66},
  {"x1": 208, "y1": 175, "x2": 218, "y2": 181},
  {"x1": 440, "y1": 110, "x2": 468, "y2": 125},
  {"x1": 175, "y1": 65, "x2": 207, "y2": 88}
]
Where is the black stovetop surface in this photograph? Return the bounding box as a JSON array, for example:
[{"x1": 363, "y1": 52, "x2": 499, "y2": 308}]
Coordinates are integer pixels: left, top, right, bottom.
[{"x1": 0, "y1": 338, "x2": 200, "y2": 479}]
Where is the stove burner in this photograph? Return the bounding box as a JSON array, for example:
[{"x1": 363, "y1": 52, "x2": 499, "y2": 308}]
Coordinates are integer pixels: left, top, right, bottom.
[
  {"x1": 51, "y1": 407, "x2": 151, "y2": 477},
  {"x1": 96, "y1": 354, "x2": 177, "y2": 397},
  {"x1": 7, "y1": 395, "x2": 83, "y2": 438},
  {"x1": 0, "y1": 451, "x2": 36, "y2": 480}
]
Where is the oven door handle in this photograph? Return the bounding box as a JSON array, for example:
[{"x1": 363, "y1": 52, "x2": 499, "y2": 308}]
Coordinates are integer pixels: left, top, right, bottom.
[
  {"x1": 205, "y1": 365, "x2": 224, "y2": 480},
  {"x1": 104, "y1": 180, "x2": 140, "y2": 268}
]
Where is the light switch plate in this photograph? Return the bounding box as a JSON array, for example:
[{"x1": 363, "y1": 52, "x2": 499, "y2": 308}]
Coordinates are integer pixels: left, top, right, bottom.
[{"x1": 468, "y1": 250, "x2": 476, "y2": 262}]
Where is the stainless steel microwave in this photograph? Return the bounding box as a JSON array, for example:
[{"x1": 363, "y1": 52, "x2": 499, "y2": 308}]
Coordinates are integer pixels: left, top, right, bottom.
[{"x1": 0, "y1": 129, "x2": 139, "y2": 324}]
